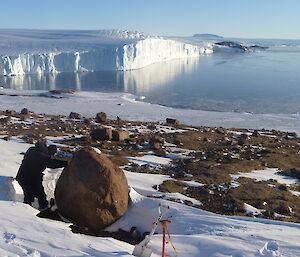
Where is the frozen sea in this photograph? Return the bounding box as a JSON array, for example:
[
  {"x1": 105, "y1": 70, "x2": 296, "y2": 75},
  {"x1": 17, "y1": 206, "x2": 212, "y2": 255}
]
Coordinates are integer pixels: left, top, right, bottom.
[{"x1": 1, "y1": 47, "x2": 300, "y2": 114}]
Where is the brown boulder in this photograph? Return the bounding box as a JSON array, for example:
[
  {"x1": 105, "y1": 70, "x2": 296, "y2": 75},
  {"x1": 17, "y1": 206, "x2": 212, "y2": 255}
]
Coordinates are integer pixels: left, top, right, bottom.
[
  {"x1": 112, "y1": 129, "x2": 130, "y2": 141},
  {"x1": 90, "y1": 127, "x2": 113, "y2": 141},
  {"x1": 95, "y1": 112, "x2": 107, "y2": 123},
  {"x1": 54, "y1": 147, "x2": 129, "y2": 231}
]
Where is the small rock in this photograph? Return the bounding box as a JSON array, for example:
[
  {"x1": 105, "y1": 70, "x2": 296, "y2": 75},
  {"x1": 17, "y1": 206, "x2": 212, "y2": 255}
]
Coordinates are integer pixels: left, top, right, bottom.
[
  {"x1": 49, "y1": 89, "x2": 74, "y2": 94},
  {"x1": 173, "y1": 139, "x2": 182, "y2": 145},
  {"x1": 149, "y1": 135, "x2": 164, "y2": 144},
  {"x1": 3, "y1": 136, "x2": 11, "y2": 141},
  {"x1": 69, "y1": 112, "x2": 83, "y2": 119},
  {"x1": 238, "y1": 138, "x2": 246, "y2": 145},
  {"x1": 216, "y1": 128, "x2": 225, "y2": 134},
  {"x1": 149, "y1": 135, "x2": 164, "y2": 150},
  {"x1": 152, "y1": 142, "x2": 162, "y2": 150},
  {"x1": 20, "y1": 108, "x2": 30, "y2": 115},
  {"x1": 203, "y1": 137, "x2": 209, "y2": 142},
  {"x1": 83, "y1": 118, "x2": 92, "y2": 125},
  {"x1": 95, "y1": 112, "x2": 107, "y2": 123},
  {"x1": 240, "y1": 133, "x2": 248, "y2": 139},
  {"x1": 147, "y1": 124, "x2": 157, "y2": 130},
  {"x1": 0, "y1": 116, "x2": 11, "y2": 123},
  {"x1": 154, "y1": 149, "x2": 167, "y2": 157},
  {"x1": 5, "y1": 110, "x2": 17, "y2": 116},
  {"x1": 166, "y1": 118, "x2": 180, "y2": 125}
]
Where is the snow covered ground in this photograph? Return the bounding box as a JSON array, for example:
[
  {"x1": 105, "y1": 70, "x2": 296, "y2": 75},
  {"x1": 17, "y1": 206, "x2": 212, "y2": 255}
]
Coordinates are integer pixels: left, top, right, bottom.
[
  {"x1": 1, "y1": 138, "x2": 300, "y2": 257},
  {"x1": 1, "y1": 89, "x2": 300, "y2": 135},
  {"x1": 1, "y1": 30, "x2": 300, "y2": 257}
]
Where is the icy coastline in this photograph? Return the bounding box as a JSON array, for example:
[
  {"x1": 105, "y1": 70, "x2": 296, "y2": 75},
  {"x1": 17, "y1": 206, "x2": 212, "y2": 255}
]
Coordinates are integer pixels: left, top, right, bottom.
[
  {"x1": 0, "y1": 30, "x2": 213, "y2": 76},
  {"x1": 2, "y1": 89, "x2": 300, "y2": 135}
]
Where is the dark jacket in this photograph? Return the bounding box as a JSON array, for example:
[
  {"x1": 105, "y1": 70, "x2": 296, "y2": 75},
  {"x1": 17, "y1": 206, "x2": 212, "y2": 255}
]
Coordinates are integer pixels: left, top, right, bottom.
[{"x1": 16, "y1": 143, "x2": 68, "y2": 184}]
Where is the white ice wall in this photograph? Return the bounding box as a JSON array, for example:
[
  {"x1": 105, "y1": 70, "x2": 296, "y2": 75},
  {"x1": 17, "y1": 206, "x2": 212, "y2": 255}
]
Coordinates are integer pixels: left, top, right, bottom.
[{"x1": 0, "y1": 38, "x2": 212, "y2": 76}]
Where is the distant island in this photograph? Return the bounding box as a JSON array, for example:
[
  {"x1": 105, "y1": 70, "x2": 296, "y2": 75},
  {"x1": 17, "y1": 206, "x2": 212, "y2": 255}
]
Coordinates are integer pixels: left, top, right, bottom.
[{"x1": 193, "y1": 33, "x2": 224, "y2": 39}]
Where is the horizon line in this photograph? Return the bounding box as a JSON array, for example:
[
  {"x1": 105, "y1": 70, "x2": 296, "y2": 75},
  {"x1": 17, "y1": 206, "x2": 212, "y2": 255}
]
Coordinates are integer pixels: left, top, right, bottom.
[{"x1": 0, "y1": 27, "x2": 299, "y2": 41}]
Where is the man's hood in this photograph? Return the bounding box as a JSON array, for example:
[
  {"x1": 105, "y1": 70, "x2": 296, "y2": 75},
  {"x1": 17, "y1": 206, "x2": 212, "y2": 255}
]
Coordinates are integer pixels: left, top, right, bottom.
[{"x1": 34, "y1": 142, "x2": 48, "y2": 154}]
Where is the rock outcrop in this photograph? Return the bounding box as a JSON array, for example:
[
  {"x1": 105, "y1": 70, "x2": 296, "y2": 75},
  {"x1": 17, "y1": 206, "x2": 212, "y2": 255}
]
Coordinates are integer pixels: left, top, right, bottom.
[{"x1": 54, "y1": 147, "x2": 129, "y2": 230}]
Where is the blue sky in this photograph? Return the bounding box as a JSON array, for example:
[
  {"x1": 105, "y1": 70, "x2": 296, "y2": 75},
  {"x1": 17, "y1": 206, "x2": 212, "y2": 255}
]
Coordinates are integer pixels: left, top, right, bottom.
[{"x1": 1, "y1": 0, "x2": 299, "y2": 39}]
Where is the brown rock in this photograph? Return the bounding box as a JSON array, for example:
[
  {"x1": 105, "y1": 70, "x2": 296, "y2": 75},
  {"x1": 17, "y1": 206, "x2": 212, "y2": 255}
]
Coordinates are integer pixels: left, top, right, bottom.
[
  {"x1": 173, "y1": 139, "x2": 182, "y2": 145},
  {"x1": 5, "y1": 110, "x2": 17, "y2": 116},
  {"x1": 83, "y1": 118, "x2": 92, "y2": 125},
  {"x1": 69, "y1": 112, "x2": 83, "y2": 119},
  {"x1": 147, "y1": 124, "x2": 157, "y2": 130},
  {"x1": 3, "y1": 136, "x2": 11, "y2": 141},
  {"x1": 216, "y1": 128, "x2": 225, "y2": 134},
  {"x1": 238, "y1": 138, "x2": 246, "y2": 145},
  {"x1": 54, "y1": 148, "x2": 129, "y2": 230},
  {"x1": 149, "y1": 135, "x2": 164, "y2": 144},
  {"x1": 154, "y1": 149, "x2": 167, "y2": 157},
  {"x1": 166, "y1": 118, "x2": 180, "y2": 125},
  {"x1": 149, "y1": 135, "x2": 164, "y2": 150},
  {"x1": 95, "y1": 112, "x2": 107, "y2": 123},
  {"x1": 152, "y1": 142, "x2": 162, "y2": 150},
  {"x1": 90, "y1": 127, "x2": 113, "y2": 141},
  {"x1": 112, "y1": 129, "x2": 130, "y2": 141},
  {"x1": 0, "y1": 116, "x2": 11, "y2": 123},
  {"x1": 20, "y1": 108, "x2": 30, "y2": 115},
  {"x1": 49, "y1": 89, "x2": 74, "y2": 94},
  {"x1": 226, "y1": 140, "x2": 233, "y2": 146}
]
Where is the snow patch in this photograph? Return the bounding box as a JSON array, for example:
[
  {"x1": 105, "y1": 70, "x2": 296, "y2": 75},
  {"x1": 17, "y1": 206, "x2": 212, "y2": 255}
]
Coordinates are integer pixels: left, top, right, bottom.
[
  {"x1": 231, "y1": 168, "x2": 298, "y2": 185},
  {"x1": 91, "y1": 147, "x2": 102, "y2": 155}
]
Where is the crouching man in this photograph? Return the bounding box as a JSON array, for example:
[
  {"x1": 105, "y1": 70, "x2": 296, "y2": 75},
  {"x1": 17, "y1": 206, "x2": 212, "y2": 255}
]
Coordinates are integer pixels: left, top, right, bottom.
[{"x1": 16, "y1": 142, "x2": 68, "y2": 210}]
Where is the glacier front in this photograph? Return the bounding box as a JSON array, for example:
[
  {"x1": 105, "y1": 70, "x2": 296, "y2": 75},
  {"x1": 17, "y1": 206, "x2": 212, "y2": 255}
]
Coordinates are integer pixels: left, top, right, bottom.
[{"x1": 0, "y1": 29, "x2": 213, "y2": 76}]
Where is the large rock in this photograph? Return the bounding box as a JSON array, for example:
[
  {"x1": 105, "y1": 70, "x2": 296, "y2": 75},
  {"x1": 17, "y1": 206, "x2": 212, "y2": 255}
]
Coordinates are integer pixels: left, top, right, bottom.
[
  {"x1": 90, "y1": 127, "x2": 113, "y2": 141},
  {"x1": 112, "y1": 129, "x2": 130, "y2": 141},
  {"x1": 95, "y1": 112, "x2": 107, "y2": 123},
  {"x1": 54, "y1": 147, "x2": 129, "y2": 231}
]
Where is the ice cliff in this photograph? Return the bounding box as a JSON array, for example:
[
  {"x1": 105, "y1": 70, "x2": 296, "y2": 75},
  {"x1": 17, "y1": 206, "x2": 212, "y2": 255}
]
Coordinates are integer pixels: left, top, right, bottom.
[{"x1": 0, "y1": 29, "x2": 213, "y2": 76}]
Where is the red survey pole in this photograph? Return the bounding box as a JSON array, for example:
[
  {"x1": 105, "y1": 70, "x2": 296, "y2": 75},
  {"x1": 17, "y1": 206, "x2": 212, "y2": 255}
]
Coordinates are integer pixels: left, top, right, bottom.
[{"x1": 161, "y1": 219, "x2": 173, "y2": 257}]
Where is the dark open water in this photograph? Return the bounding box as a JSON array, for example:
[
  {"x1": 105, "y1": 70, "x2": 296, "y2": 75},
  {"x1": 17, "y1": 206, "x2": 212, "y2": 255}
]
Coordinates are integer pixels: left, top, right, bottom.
[{"x1": 1, "y1": 48, "x2": 300, "y2": 114}]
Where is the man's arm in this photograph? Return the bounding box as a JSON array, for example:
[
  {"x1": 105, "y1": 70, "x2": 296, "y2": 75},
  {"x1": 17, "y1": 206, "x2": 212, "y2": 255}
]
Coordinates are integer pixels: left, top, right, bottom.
[{"x1": 46, "y1": 158, "x2": 68, "y2": 169}]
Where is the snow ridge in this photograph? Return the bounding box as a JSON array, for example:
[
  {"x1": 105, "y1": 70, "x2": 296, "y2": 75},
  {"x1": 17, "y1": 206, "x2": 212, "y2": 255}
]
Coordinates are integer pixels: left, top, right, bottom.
[{"x1": 97, "y1": 29, "x2": 149, "y2": 39}]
